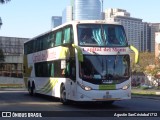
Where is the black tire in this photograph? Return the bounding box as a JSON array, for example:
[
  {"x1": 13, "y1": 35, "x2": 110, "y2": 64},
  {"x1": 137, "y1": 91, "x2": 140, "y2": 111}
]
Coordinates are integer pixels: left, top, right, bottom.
[
  {"x1": 28, "y1": 82, "x2": 35, "y2": 96},
  {"x1": 102, "y1": 101, "x2": 114, "y2": 106},
  {"x1": 28, "y1": 82, "x2": 32, "y2": 95},
  {"x1": 60, "y1": 85, "x2": 69, "y2": 105}
]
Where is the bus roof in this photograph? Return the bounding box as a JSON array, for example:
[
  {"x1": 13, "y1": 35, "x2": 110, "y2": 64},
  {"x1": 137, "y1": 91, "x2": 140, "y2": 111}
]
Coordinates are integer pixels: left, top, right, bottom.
[
  {"x1": 51, "y1": 20, "x2": 121, "y2": 31},
  {"x1": 24, "y1": 20, "x2": 121, "y2": 44}
]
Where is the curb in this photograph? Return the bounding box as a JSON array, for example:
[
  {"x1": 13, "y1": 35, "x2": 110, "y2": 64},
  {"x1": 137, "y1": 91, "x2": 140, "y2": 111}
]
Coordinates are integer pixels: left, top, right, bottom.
[
  {"x1": 0, "y1": 88, "x2": 27, "y2": 91},
  {"x1": 132, "y1": 95, "x2": 160, "y2": 100},
  {"x1": 156, "y1": 92, "x2": 160, "y2": 95}
]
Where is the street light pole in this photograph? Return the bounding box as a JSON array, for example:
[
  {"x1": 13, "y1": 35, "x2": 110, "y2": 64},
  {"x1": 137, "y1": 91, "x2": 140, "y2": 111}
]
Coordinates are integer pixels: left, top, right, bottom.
[
  {"x1": 101, "y1": 0, "x2": 104, "y2": 20},
  {"x1": 101, "y1": 0, "x2": 103, "y2": 12},
  {"x1": 0, "y1": 17, "x2": 2, "y2": 29}
]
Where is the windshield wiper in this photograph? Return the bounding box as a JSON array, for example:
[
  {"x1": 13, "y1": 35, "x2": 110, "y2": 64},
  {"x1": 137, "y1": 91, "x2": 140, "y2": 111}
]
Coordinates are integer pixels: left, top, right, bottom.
[
  {"x1": 114, "y1": 51, "x2": 120, "y2": 69},
  {"x1": 101, "y1": 25, "x2": 106, "y2": 45}
]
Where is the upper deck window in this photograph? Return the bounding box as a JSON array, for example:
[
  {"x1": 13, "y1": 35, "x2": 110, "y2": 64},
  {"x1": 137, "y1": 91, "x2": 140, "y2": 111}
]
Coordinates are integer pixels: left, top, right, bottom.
[{"x1": 77, "y1": 24, "x2": 128, "y2": 47}]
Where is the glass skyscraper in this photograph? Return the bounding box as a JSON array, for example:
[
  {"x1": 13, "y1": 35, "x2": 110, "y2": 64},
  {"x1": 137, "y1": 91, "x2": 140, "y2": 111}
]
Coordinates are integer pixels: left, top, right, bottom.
[
  {"x1": 62, "y1": 6, "x2": 73, "y2": 24},
  {"x1": 51, "y1": 16, "x2": 62, "y2": 28},
  {"x1": 74, "y1": 0, "x2": 101, "y2": 20}
]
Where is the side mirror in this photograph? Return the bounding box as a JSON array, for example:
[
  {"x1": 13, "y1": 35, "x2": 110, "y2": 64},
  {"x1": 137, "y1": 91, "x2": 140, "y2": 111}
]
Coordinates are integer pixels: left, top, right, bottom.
[
  {"x1": 129, "y1": 45, "x2": 139, "y2": 64},
  {"x1": 72, "y1": 44, "x2": 83, "y2": 62}
]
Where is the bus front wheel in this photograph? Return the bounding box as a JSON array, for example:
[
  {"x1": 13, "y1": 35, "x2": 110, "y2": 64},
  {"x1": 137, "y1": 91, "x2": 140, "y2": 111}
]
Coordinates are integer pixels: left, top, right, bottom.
[{"x1": 60, "y1": 85, "x2": 69, "y2": 105}]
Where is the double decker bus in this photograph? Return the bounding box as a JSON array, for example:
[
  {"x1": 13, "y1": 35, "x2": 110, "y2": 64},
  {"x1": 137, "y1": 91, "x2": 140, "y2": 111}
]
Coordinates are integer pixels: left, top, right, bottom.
[{"x1": 23, "y1": 20, "x2": 138, "y2": 104}]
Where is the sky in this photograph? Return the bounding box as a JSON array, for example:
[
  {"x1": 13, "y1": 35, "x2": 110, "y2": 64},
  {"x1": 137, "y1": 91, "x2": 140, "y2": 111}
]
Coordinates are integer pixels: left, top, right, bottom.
[{"x1": 0, "y1": 0, "x2": 160, "y2": 38}]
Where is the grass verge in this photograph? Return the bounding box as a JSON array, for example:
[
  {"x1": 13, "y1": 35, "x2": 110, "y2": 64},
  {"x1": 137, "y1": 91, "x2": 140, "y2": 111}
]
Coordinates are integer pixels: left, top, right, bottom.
[
  {"x1": 131, "y1": 89, "x2": 160, "y2": 96},
  {"x1": 0, "y1": 84, "x2": 24, "y2": 88}
]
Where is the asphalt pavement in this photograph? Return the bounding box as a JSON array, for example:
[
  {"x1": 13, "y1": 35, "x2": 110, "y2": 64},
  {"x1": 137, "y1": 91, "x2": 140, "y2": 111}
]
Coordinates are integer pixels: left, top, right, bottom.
[
  {"x1": 1, "y1": 87, "x2": 160, "y2": 100},
  {"x1": 132, "y1": 87, "x2": 160, "y2": 100}
]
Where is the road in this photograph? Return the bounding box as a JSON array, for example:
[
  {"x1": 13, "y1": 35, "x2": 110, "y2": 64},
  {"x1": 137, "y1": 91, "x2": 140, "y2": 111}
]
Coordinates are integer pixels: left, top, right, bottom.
[{"x1": 0, "y1": 90, "x2": 160, "y2": 120}]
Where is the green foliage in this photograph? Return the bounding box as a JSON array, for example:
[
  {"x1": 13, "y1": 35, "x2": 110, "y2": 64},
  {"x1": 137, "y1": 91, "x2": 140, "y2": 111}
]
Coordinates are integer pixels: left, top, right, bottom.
[
  {"x1": 0, "y1": 49, "x2": 4, "y2": 61},
  {"x1": 131, "y1": 51, "x2": 160, "y2": 78},
  {"x1": 0, "y1": 48, "x2": 5, "y2": 68},
  {"x1": 131, "y1": 52, "x2": 155, "y2": 73},
  {"x1": 0, "y1": 0, "x2": 10, "y2": 4},
  {"x1": 141, "y1": 86, "x2": 149, "y2": 90}
]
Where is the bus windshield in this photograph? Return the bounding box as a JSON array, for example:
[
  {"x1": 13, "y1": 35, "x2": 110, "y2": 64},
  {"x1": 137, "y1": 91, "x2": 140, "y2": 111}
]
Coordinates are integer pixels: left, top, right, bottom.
[
  {"x1": 77, "y1": 24, "x2": 127, "y2": 47},
  {"x1": 80, "y1": 55, "x2": 130, "y2": 84}
]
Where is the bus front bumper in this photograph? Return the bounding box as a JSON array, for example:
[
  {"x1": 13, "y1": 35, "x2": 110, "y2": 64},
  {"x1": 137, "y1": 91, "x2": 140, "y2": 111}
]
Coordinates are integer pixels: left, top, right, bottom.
[{"x1": 75, "y1": 89, "x2": 131, "y2": 102}]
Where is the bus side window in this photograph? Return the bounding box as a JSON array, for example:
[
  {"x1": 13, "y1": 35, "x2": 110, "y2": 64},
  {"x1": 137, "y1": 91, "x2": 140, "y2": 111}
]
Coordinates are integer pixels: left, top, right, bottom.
[
  {"x1": 63, "y1": 27, "x2": 72, "y2": 44},
  {"x1": 63, "y1": 26, "x2": 74, "y2": 44},
  {"x1": 23, "y1": 66, "x2": 26, "y2": 73},
  {"x1": 49, "y1": 33, "x2": 55, "y2": 48},
  {"x1": 50, "y1": 63, "x2": 54, "y2": 77},
  {"x1": 70, "y1": 27, "x2": 74, "y2": 44},
  {"x1": 70, "y1": 60, "x2": 76, "y2": 80},
  {"x1": 55, "y1": 30, "x2": 62, "y2": 46}
]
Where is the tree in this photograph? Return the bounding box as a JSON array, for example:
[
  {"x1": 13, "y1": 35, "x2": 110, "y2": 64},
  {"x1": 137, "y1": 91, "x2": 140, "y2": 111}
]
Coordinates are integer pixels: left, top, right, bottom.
[
  {"x1": 0, "y1": 48, "x2": 4, "y2": 69},
  {"x1": 131, "y1": 52, "x2": 155, "y2": 73},
  {"x1": 0, "y1": 0, "x2": 10, "y2": 4},
  {"x1": 0, "y1": 0, "x2": 9, "y2": 64},
  {"x1": 148, "y1": 57, "x2": 160, "y2": 77},
  {"x1": 0, "y1": 0, "x2": 9, "y2": 69}
]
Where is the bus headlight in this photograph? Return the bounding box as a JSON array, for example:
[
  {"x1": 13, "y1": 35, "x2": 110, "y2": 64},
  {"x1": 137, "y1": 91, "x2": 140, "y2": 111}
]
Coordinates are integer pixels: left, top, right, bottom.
[
  {"x1": 77, "y1": 82, "x2": 92, "y2": 91},
  {"x1": 122, "y1": 84, "x2": 130, "y2": 90}
]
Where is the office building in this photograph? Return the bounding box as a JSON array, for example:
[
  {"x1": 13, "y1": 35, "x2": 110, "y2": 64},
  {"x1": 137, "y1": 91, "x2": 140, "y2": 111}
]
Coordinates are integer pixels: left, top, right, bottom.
[
  {"x1": 141, "y1": 22, "x2": 151, "y2": 52},
  {"x1": 62, "y1": 0, "x2": 102, "y2": 23},
  {"x1": 155, "y1": 32, "x2": 160, "y2": 58},
  {"x1": 105, "y1": 8, "x2": 144, "y2": 51},
  {"x1": 62, "y1": 6, "x2": 73, "y2": 24},
  {"x1": 51, "y1": 16, "x2": 62, "y2": 28},
  {"x1": 149, "y1": 23, "x2": 160, "y2": 52},
  {"x1": 105, "y1": 8, "x2": 130, "y2": 18},
  {"x1": 74, "y1": 0, "x2": 101, "y2": 20},
  {"x1": 101, "y1": 12, "x2": 105, "y2": 20},
  {"x1": 0, "y1": 36, "x2": 29, "y2": 78}
]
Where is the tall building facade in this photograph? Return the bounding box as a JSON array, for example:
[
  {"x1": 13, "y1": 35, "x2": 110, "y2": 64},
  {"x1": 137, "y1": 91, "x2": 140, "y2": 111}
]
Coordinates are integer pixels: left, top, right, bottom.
[
  {"x1": 62, "y1": 0, "x2": 102, "y2": 23},
  {"x1": 141, "y1": 22, "x2": 151, "y2": 52},
  {"x1": 149, "y1": 23, "x2": 160, "y2": 52},
  {"x1": 74, "y1": 0, "x2": 101, "y2": 20},
  {"x1": 105, "y1": 8, "x2": 147, "y2": 52},
  {"x1": 155, "y1": 32, "x2": 160, "y2": 58},
  {"x1": 0, "y1": 36, "x2": 28, "y2": 78},
  {"x1": 51, "y1": 16, "x2": 62, "y2": 28},
  {"x1": 62, "y1": 6, "x2": 73, "y2": 24}
]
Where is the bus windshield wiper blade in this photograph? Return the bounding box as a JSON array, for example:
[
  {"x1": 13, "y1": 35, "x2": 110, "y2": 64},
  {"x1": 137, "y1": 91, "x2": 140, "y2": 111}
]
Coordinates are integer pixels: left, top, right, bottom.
[{"x1": 114, "y1": 51, "x2": 120, "y2": 69}]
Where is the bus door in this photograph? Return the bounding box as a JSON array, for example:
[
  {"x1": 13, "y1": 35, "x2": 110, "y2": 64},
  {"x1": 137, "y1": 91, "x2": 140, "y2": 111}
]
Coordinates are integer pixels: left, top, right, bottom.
[{"x1": 64, "y1": 59, "x2": 76, "y2": 98}]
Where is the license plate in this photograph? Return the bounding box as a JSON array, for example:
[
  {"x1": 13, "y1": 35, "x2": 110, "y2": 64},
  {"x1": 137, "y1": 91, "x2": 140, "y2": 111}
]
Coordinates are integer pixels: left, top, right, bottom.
[
  {"x1": 104, "y1": 94, "x2": 112, "y2": 98},
  {"x1": 103, "y1": 91, "x2": 112, "y2": 98}
]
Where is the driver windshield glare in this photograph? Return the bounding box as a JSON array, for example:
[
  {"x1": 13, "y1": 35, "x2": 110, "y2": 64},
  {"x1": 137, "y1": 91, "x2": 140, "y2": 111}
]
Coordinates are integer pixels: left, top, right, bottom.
[
  {"x1": 80, "y1": 55, "x2": 130, "y2": 81},
  {"x1": 78, "y1": 24, "x2": 127, "y2": 46}
]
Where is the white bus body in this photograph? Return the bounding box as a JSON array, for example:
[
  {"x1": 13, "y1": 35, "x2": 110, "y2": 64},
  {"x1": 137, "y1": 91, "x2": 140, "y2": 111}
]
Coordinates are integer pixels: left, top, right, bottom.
[{"x1": 24, "y1": 20, "x2": 138, "y2": 104}]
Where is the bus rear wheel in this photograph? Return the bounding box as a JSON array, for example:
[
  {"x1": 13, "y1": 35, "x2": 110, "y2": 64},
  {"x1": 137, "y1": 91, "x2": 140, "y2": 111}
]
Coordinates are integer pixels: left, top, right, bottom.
[
  {"x1": 28, "y1": 82, "x2": 35, "y2": 96},
  {"x1": 102, "y1": 101, "x2": 114, "y2": 106},
  {"x1": 60, "y1": 85, "x2": 69, "y2": 105}
]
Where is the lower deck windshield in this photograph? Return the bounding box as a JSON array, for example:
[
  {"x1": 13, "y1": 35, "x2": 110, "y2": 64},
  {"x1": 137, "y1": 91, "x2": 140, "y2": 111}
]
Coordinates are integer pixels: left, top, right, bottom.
[{"x1": 80, "y1": 55, "x2": 130, "y2": 84}]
